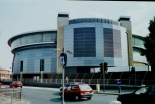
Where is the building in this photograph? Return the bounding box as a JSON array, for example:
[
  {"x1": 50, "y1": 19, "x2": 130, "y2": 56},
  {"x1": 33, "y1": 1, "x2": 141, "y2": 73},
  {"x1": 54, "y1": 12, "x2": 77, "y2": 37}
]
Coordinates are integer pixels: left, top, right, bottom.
[
  {"x1": 8, "y1": 13, "x2": 147, "y2": 80},
  {"x1": 132, "y1": 34, "x2": 147, "y2": 66},
  {"x1": 0, "y1": 67, "x2": 11, "y2": 82}
]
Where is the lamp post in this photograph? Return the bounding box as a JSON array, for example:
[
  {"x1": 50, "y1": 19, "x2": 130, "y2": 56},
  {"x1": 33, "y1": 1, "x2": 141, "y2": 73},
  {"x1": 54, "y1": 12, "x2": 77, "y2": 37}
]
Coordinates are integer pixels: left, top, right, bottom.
[
  {"x1": 126, "y1": 32, "x2": 131, "y2": 85},
  {"x1": 55, "y1": 48, "x2": 73, "y2": 104},
  {"x1": 17, "y1": 53, "x2": 19, "y2": 81}
]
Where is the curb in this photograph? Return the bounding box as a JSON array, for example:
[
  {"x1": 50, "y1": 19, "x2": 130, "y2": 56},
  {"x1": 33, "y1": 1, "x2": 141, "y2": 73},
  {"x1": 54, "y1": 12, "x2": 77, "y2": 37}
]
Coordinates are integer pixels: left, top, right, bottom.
[{"x1": 95, "y1": 92, "x2": 120, "y2": 95}]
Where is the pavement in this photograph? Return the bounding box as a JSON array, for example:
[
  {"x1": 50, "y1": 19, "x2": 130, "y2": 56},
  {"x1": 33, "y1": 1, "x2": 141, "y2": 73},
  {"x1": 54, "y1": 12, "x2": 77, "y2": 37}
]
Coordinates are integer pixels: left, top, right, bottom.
[
  {"x1": 0, "y1": 85, "x2": 134, "y2": 104},
  {"x1": 0, "y1": 86, "x2": 30, "y2": 104},
  {"x1": 95, "y1": 89, "x2": 134, "y2": 95},
  {"x1": 0, "y1": 95, "x2": 30, "y2": 104}
]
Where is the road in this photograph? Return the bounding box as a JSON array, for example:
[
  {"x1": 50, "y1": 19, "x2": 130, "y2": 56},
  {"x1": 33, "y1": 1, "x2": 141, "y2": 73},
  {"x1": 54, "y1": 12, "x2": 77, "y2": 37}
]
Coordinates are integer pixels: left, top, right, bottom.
[{"x1": 21, "y1": 86, "x2": 118, "y2": 104}]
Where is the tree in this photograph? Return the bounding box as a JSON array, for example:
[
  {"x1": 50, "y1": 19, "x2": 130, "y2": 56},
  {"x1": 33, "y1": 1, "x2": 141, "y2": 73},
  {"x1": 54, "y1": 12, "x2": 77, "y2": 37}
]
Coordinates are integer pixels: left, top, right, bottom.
[{"x1": 139, "y1": 16, "x2": 155, "y2": 71}]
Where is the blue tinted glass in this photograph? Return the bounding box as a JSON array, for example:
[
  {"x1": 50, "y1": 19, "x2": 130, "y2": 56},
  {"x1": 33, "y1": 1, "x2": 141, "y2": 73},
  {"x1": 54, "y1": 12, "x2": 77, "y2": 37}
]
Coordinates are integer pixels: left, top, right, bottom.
[{"x1": 74, "y1": 27, "x2": 96, "y2": 57}]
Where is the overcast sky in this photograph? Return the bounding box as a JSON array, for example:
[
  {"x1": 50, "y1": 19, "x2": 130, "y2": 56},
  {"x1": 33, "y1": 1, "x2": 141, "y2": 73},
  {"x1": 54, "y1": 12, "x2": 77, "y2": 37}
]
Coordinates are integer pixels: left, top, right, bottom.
[{"x1": 0, "y1": 0, "x2": 155, "y2": 70}]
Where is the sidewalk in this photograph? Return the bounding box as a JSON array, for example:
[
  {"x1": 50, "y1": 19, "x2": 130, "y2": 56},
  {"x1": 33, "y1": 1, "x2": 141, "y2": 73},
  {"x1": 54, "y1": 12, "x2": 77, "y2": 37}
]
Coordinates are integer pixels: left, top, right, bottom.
[
  {"x1": 0, "y1": 86, "x2": 30, "y2": 104},
  {"x1": 0, "y1": 95, "x2": 30, "y2": 104},
  {"x1": 95, "y1": 89, "x2": 134, "y2": 95}
]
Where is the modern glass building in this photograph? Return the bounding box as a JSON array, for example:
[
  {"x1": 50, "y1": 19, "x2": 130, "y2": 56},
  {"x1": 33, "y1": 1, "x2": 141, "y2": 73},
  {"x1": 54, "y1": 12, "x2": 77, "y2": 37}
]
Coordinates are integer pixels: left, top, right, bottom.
[
  {"x1": 8, "y1": 13, "x2": 147, "y2": 80},
  {"x1": 132, "y1": 34, "x2": 147, "y2": 65},
  {"x1": 64, "y1": 18, "x2": 128, "y2": 73}
]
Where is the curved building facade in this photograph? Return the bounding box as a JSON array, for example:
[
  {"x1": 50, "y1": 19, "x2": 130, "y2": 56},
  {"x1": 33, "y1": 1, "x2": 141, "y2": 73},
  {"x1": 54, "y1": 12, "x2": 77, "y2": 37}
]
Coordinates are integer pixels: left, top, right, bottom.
[
  {"x1": 8, "y1": 31, "x2": 57, "y2": 74},
  {"x1": 132, "y1": 34, "x2": 147, "y2": 65},
  {"x1": 64, "y1": 18, "x2": 128, "y2": 68},
  {"x1": 8, "y1": 13, "x2": 148, "y2": 79}
]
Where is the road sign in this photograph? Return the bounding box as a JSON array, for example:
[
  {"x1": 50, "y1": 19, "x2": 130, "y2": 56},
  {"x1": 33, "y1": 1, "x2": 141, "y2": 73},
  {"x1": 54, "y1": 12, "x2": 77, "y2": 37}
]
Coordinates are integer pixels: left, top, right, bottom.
[
  {"x1": 59, "y1": 53, "x2": 67, "y2": 66},
  {"x1": 117, "y1": 80, "x2": 121, "y2": 85}
]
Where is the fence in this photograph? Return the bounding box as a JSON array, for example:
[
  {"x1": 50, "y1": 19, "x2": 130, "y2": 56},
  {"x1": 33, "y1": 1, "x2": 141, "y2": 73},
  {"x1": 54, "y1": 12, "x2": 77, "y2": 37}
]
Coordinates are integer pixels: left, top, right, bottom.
[
  {"x1": 17, "y1": 78, "x2": 155, "y2": 85},
  {"x1": 0, "y1": 87, "x2": 22, "y2": 104}
]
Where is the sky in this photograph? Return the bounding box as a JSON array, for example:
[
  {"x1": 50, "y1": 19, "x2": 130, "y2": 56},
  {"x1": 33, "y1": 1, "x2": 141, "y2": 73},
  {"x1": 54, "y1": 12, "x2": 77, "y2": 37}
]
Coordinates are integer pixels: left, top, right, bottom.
[{"x1": 0, "y1": 0, "x2": 155, "y2": 70}]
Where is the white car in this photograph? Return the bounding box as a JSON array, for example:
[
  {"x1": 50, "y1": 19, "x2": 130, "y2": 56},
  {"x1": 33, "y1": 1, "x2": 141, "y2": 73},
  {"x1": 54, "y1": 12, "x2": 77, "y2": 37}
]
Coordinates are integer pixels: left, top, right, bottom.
[{"x1": 60, "y1": 82, "x2": 84, "y2": 91}]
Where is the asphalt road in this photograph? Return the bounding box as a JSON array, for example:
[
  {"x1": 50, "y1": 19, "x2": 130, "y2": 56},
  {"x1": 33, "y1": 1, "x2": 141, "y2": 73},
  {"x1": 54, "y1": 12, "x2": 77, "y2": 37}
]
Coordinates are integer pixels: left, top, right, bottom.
[{"x1": 21, "y1": 86, "x2": 118, "y2": 104}]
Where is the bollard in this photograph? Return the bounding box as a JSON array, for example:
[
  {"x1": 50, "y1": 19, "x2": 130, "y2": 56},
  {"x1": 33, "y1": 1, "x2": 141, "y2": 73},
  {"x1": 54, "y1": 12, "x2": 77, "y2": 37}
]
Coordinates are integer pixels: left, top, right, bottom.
[
  {"x1": 96, "y1": 84, "x2": 100, "y2": 92},
  {"x1": 110, "y1": 101, "x2": 121, "y2": 104}
]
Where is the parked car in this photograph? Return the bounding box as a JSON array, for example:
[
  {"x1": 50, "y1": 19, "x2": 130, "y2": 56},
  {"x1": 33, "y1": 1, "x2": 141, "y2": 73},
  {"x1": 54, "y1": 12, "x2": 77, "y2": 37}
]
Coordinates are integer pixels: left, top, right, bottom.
[
  {"x1": 60, "y1": 82, "x2": 85, "y2": 91},
  {"x1": 60, "y1": 83, "x2": 93, "y2": 101},
  {"x1": 117, "y1": 86, "x2": 155, "y2": 104},
  {"x1": 0, "y1": 82, "x2": 2, "y2": 88},
  {"x1": 10, "y1": 81, "x2": 23, "y2": 88}
]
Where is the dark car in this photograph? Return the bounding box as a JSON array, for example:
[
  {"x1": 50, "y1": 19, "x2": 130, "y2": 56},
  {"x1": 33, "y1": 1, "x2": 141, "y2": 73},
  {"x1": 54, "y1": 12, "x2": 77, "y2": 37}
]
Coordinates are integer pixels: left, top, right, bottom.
[
  {"x1": 117, "y1": 86, "x2": 155, "y2": 104},
  {"x1": 60, "y1": 83, "x2": 93, "y2": 101},
  {"x1": 10, "y1": 81, "x2": 23, "y2": 88}
]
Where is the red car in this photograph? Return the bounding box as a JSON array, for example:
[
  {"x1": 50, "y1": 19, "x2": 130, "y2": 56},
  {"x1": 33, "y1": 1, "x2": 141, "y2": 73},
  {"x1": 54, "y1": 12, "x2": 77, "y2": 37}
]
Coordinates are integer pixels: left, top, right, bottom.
[
  {"x1": 10, "y1": 81, "x2": 23, "y2": 88},
  {"x1": 60, "y1": 83, "x2": 93, "y2": 101},
  {"x1": 0, "y1": 82, "x2": 2, "y2": 88}
]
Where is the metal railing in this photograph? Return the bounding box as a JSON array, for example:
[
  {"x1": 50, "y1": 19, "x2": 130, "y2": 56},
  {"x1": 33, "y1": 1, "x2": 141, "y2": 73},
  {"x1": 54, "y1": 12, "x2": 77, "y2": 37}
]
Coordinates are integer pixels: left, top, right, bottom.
[
  {"x1": 0, "y1": 87, "x2": 22, "y2": 104},
  {"x1": 14, "y1": 78, "x2": 155, "y2": 85}
]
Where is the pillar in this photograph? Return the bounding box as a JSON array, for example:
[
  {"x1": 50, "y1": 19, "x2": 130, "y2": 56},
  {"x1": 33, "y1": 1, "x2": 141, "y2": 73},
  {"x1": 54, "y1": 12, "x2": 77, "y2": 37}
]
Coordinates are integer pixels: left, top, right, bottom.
[
  {"x1": 118, "y1": 16, "x2": 133, "y2": 66},
  {"x1": 57, "y1": 13, "x2": 69, "y2": 73},
  {"x1": 40, "y1": 71, "x2": 44, "y2": 83},
  {"x1": 20, "y1": 72, "x2": 23, "y2": 82}
]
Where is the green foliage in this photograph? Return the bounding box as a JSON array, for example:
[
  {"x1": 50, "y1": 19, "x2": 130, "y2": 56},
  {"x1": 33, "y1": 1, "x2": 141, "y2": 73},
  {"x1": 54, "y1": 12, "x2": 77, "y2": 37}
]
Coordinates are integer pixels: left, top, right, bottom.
[{"x1": 139, "y1": 16, "x2": 155, "y2": 69}]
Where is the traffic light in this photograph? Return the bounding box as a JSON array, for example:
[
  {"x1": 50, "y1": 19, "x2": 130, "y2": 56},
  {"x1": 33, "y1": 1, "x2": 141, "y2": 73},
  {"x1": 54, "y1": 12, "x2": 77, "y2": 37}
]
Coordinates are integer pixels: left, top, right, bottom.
[
  {"x1": 104, "y1": 62, "x2": 108, "y2": 74},
  {"x1": 99, "y1": 63, "x2": 103, "y2": 73},
  {"x1": 99, "y1": 62, "x2": 108, "y2": 74},
  {"x1": 131, "y1": 67, "x2": 135, "y2": 74}
]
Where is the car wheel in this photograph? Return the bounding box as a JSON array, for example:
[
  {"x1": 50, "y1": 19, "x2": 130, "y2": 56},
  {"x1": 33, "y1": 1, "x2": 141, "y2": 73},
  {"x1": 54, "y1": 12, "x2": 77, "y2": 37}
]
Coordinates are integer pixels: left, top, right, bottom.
[
  {"x1": 75, "y1": 95, "x2": 79, "y2": 101},
  {"x1": 87, "y1": 97, "x2": 91, "y2": 100}
]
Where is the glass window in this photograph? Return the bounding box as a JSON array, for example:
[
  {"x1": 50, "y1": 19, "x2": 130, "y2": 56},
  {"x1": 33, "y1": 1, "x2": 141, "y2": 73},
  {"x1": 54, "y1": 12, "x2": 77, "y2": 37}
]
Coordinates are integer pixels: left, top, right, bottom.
[
  {"x1": 79, "y1": 84, "x2": 92, "y2": 90},
  {"x1": 135, "y1": 38, "x2": 144, "y2": 47},
  {"x1": 74, "y1": 27, "x2": 96, "y2": 57},
  {"x1": 43, "y1": 33, "x2": 51, "y2": 42},
  {"x1": 33, "y1": 33, "x2": 42, "y2": 43},
  {"x1": 21, "y1": 36, "x2": 27, "y2": 45},
  {"x1": 43, "y1": 33, "x2": 55, "y2": 42},
  {"x1": 71, "y1": 85, "x2": 78, "y2": 90},
  {"x1": 27, "y1": 35, "x2": 34, "y2": 44},
  {"x1": 11, "y1": 38, "x2": 20, "y2": 49},
  {"x1": 135, "y1": 87, "x2": 149, "y2": 95},
  {"x1": 149, "y1": 87, "x2": 155, "y2": 95}
]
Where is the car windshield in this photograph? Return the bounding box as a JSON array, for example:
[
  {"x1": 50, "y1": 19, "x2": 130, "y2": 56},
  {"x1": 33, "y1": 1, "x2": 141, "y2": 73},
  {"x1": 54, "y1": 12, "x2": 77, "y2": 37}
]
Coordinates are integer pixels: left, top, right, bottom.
[
  {"x1": 12, "y1": 81, "x2": 16, "y2": 84},
  {"x1": 135, "y1": 87, "x2": 149, "y2": 95},
  {"x1": 17, "y1": 81, "x2": 21, "y2": 83},
  {"x1": 79, "y1": 84, "x2": 91, "y2": 90}
]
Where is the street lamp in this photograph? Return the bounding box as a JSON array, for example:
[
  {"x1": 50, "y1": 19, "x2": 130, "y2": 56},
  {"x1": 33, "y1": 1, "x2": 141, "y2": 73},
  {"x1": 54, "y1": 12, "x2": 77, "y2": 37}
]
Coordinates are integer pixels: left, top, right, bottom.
[
  {"x1": 55, "y1": 48, "x2": 73, "y2": 104},
  {"x1": 125, "y1": 32, "x2": 131, "y2": 85},
  {"x1": 17, "y1": 53, "x2": 19, "y2": 81}
]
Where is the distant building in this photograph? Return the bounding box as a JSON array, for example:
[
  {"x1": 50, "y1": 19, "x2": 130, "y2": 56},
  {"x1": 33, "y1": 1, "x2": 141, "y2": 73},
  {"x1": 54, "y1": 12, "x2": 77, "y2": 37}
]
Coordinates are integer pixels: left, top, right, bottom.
[
  {"x1": 0, "y1": 67, "x2": 11, "y2": 82},
  {"x1": 8, "y1": 13, "x2": 147, "y2": 80}
]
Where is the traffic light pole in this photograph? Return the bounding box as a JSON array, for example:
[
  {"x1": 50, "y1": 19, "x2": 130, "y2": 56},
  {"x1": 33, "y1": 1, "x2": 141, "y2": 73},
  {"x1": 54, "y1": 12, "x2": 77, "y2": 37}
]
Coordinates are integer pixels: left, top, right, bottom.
[
  {"x1": 135, "y1": 71, "x2": 136, "y2": 85},
  {"x1": 102, "y1": 63, "x2": 105, "y2": 92},
  {"x1": 129, "y1": 66, "x2": 130, "y2": 85}
]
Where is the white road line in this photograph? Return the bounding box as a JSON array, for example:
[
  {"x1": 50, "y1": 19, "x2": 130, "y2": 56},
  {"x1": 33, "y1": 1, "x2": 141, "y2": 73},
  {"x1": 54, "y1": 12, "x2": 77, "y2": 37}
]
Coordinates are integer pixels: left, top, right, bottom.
[{"x1": 23, "y1": 86, "x2": 60, "y2": 91}]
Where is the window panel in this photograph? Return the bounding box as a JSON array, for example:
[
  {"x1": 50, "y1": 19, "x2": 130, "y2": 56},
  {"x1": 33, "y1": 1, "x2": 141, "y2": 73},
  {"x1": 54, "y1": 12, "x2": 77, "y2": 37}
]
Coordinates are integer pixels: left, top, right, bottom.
[
  {"x1": 33, "y1": 33, "x2": 42, "y2": 43},
  {"x1": 74, "y1": 27, "x2": 96, "y2": 57},
  {"x1": 21, "y1": 36, "x2": 27, "y2": 45},
  {"x1": 27, "y1": 35, "x2": 34, "y2": 44}
]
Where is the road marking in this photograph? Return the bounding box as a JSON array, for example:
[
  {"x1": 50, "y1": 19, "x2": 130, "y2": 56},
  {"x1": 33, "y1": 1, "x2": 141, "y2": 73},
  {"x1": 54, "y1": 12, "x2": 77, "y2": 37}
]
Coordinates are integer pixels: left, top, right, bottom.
[{"x1": 23, "y1": 86, "x2": 59, "y2": 91}]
